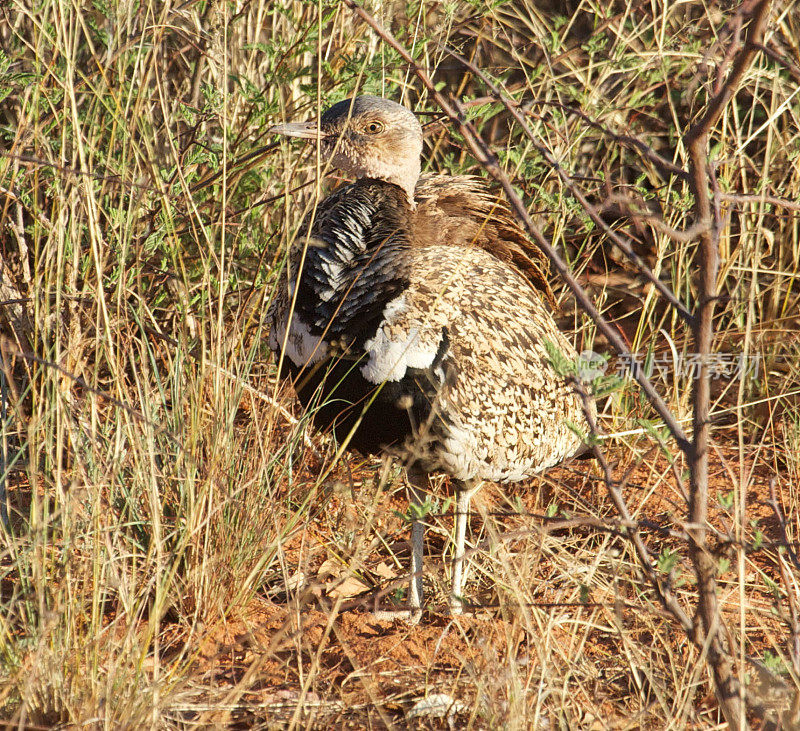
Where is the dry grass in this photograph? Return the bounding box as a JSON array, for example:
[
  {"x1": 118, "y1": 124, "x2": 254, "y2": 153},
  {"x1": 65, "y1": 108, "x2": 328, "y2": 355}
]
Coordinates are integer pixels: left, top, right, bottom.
[{"x1": 0, "y1": 0, "x2": 799, "y2": 727}]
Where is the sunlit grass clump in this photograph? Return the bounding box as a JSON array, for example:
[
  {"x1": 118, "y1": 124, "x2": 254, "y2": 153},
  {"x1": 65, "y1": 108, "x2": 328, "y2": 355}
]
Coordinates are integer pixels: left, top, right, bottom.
[{"x1": 0, "y1": 0, "x2": 798, "y2": 726}]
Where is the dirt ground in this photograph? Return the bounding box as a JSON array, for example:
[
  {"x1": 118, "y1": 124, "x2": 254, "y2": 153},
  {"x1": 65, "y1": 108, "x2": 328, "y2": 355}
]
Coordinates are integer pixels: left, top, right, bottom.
[{"x1": 160, "y1": 437, "x2": 796, "y2": 729}]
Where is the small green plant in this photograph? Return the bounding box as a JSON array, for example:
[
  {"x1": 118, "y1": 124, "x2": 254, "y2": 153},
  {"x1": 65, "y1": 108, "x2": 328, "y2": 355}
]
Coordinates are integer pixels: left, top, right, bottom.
[
  {"x1": 395, "y1": 495, "x2": 450, "y2": 524},
  {"x1": 657, "y1": 548, "x2": 680, "y2": 574},
  {"x1": 762, "y1": 651, "x2": 788, "y2": 675},
  {"x1": 717, "y1": 491, "x2": 734, "y2": 511}
]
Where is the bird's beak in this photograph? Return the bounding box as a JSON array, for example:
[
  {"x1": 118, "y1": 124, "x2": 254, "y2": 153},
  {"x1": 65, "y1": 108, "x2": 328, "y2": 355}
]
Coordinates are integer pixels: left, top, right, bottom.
[{"x1": 268, "y1": 120, "x2": 322, "y2": 140}]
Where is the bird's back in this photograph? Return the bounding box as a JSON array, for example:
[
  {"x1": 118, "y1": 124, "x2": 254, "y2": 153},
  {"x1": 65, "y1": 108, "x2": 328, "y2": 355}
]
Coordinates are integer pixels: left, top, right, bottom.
[{"x1": 413, "y1": 174, "x2": 556, "y2": 307}]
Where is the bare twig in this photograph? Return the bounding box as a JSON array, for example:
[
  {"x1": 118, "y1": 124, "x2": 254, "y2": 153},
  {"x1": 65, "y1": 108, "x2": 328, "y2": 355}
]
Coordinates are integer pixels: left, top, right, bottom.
[
  {"x1": 0, "y1": 336, "x2": 189, "y2": 453},
  {"x1": 685, "y1": 0, "x2": 763, "y2": 97},
  {"x1": 521, "y1": 98, "x2": 690, "y2": 182},
  {"x1": 597, "y1": 193, "x2": 716, "y2": 244},
  {"x1": 720, "y1": 192, "x2": 800, "y2": 214},
  {"x1": 343, "y1": 0, "x2": 692, "y2": 458},
  {"x1": 440, "y1": 50, "x2": 695, "y2": 326},
  {"x1": 754, "y1": 40, "x2": 800, "y2": 84},
  {"x1": 0, "y1": 151, "x2": 153, "y2": 192},
  {"x1": 767, "y1": 479, "x2": 800, "y2": 677},
  {"x1": 569, "y1": 376, "x2": 693, "y2": 633},
  {"x1": 683, "y1": 1, "x2": 772, "y2": 725}
]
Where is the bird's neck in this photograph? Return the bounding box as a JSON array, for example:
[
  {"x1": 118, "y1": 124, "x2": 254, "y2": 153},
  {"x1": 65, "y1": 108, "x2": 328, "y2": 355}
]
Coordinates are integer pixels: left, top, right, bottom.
[
  {"x1": 312, "y1": 179, "x2": 413, "y2": 253},
  {"x1": 302, "y1": 178, "x2": 414, "y2": 287},
  {"x1": 383, "y1": 164, "x2": 420, "y2": 205},
  {"x1": 341, "y1": 158, "x2": 420, "y2": 205}
]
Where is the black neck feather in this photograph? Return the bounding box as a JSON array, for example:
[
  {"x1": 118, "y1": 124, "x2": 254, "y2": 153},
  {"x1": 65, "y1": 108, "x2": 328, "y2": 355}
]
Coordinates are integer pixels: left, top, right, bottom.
[{"x1": 295, "y1": 179, "x2": 413, "y2": 345}]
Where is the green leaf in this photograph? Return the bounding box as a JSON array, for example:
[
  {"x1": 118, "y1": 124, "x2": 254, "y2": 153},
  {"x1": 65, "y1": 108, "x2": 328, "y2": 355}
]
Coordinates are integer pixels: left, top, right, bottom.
[{"x1": 657, "y1": 548, "x2": 679, "y2": 574}]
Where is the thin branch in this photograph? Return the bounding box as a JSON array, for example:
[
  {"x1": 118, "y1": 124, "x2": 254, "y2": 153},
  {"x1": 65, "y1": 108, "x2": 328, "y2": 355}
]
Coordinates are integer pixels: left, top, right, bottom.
[
  {"x1": 684, "y1": 0, "x2": 772, "y2": 725},
  {"x1": 440, "y1": 49, "x2": 695, "y2": 326},
  {"x1": 685, "y1": 0, "x2": 772, "y2": 148},
  {"x1": 569, "y1": 376, "x2": 693, "y2": 633},
  {"x1": 0, "y1": 151, "x2": 153, "y2": 192},
  {"x1": 343, "y1": 0, "x2": 691, "y2": 457},
  {"x1": 754, "y1": 40, "x2": 800, "y2": 85},
  {"x1": 521, "y1": 98, "x2": 690, "y2": 182},
  {"x1": 768, "y1": 478, "x2": 800, "y2": 678},
  {"x1": 720, "y1": 192, "x2": 800, "y2": 214},
  {"x1": 597, "y1": 194, "x2": 716, "y2": 244}
]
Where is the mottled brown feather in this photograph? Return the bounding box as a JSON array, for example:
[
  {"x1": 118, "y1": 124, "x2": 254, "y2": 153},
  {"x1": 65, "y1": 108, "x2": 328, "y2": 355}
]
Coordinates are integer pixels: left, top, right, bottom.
[{"x1": 413, "y1": 174, "x2": 556, "y2": 308}]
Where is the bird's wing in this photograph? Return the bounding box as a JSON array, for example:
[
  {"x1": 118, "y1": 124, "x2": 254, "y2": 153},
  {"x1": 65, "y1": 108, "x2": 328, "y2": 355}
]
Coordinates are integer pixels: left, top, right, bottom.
[{"x1": 358, "y1": 291, "x2": 450, "y2": 385}]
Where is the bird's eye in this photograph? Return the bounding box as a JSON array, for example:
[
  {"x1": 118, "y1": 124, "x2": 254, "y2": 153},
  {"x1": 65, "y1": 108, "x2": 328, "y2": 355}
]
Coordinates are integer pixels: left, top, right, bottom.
[{"x1": 364, "y1": 120, "x2": 384, "y2": 134}]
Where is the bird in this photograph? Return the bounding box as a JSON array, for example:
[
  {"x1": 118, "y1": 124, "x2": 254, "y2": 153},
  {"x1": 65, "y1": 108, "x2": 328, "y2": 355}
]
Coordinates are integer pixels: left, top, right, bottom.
[{"x1": 267, "y1": 95, "x2": 593, "y2": 619}]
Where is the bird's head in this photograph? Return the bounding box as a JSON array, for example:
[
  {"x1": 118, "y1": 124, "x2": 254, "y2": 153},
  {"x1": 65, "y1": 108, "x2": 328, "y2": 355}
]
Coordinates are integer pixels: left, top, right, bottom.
[{"x1": 269, "y1": 96, "x2": 423, "y2": 202}]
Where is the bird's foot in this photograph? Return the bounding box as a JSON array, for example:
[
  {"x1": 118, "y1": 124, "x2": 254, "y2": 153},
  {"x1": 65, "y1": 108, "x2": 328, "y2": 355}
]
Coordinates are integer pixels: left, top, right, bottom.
[
  {"x1": 448, "y1": 595, "x2": 498, "y2": 619},
  {"x1": 448, "y1": 598, "x2": 467, "y2": 616}
]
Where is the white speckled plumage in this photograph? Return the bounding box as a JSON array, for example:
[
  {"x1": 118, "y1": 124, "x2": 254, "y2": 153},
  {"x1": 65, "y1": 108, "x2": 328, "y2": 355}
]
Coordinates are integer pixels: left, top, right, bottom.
[
  {"x1": 394, "y1": 245, "x2": 586, "y2": 482},
  {"x1": 267, "y1": 309, "x2": 328, "y2": 367}
]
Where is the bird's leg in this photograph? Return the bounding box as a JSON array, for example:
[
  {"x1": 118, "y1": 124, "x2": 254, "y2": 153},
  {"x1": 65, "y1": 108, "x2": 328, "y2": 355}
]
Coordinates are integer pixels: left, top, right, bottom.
[
  {"x1": 450, "y1": 479, "x2": 481, "y2": 615},
  {"x1": 405, "y1": 467, "x2": 427, "y2": 621}
]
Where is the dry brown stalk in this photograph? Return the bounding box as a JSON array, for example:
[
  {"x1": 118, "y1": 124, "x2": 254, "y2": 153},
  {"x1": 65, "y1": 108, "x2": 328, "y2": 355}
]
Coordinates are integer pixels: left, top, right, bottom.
[
  {"x1": 344, "y1": 0, "x2": 776, "y2": 724},
  {"x1": 684, "y1": 1, "x2": 772, "y2": 725}
]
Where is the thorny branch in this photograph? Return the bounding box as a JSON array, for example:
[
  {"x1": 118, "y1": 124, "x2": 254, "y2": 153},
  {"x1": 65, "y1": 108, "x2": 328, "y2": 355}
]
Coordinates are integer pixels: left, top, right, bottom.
[
  {"x1": 684, "y1": 1, "x2": 772, "y2": 725},
  {"x1": 597, "y1": 194, "x2": 725, "y2": 244},
  {"x1": 521, "y1": 98, "x2": 691, "y2": 182},
  {"x1": 344, "y1": 0, "x2": 774, "y2": 724}
]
